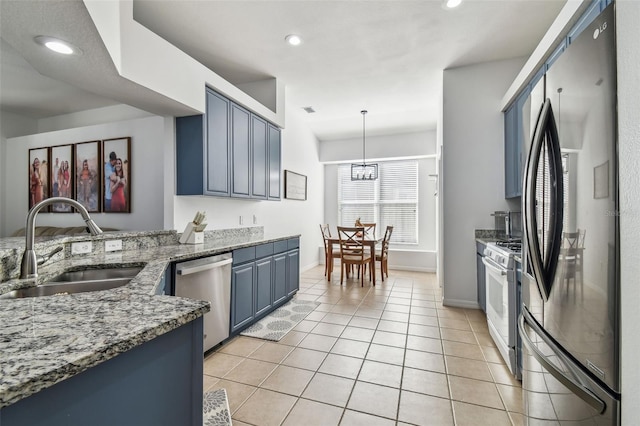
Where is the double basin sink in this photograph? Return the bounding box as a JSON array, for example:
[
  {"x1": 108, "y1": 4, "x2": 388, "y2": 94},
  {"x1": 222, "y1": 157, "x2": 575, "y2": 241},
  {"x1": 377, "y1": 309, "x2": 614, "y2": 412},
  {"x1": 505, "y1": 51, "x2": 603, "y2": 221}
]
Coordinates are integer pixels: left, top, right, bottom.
[{"x1": 0, "y1": 266, "x2": 144, "y2": 299}]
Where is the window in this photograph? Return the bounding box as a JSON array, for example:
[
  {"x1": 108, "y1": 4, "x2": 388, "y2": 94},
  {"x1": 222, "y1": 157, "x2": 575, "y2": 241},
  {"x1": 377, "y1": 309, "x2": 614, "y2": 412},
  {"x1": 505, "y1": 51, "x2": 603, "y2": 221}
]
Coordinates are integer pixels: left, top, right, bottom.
[{"x1": 338, "y1": 160, "x2": 418, "y2": 244}]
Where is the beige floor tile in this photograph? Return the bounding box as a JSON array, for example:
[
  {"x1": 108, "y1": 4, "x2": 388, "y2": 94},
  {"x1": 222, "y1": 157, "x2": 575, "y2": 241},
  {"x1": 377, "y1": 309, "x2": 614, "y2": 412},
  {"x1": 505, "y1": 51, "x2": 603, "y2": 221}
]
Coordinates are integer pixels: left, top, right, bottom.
[
  {"x1": 440, "y1": 328, "x2": 477, "y2": 344},
  {"x1": 341, "y1": 326, "x2": 376, "y2": 342},
  {"x1": 508, "y1": 411, "x2": 526, "y2": 426},
  {"x1": 302, "y1": 373, "x2": 355, "y2": 407},
  {"x1": 474, "y1": 331, "x2": 495, "y2": 347},
  {"x1": 411, "y1": 306, "x2": 438, "y2": 317},
  {"x1": 377, "y1": 319, "x2": 409, "y2": 334},
  {"x1": 469, "y1": 319, "x2": 490, "y2": 334},
  {"x1": 223, "y1": 358, "x2": 277, "y2": 386},
  {"x1": 218, "y1": 336, "x2": 264, "y2": 357},
  {"x1": 282, "y1": 398, "x2": 343, "y2": 426},
  {"x1": 372, "y1": 330, "x2": 407, "y2": 348},
  {"x1": 210, "y1": 379, "x2": 257, "y2": 414},
  {"x1": 380, "y1": 311, "x2": 409, "y2": 322},
  {"x1": 331, "y1": 304, "x2": 358, "y2": 315},
  {"x1": 438, "y1": 317, "x2": 472, "y2": 331},
  {"x1": 248, "y1": 341, "x2": 294, "y2": 363},
  {"x1": 319, "y1": 353, "x2": 364, "y2": 379},
  {"x1": 357, "y1": 360, "x2": 403, "y2": 387},
  {"x1": 330, "y1": 338, "x2": 370, "y2": 358},
  {"x1": 348, "y1": 316, "x2": 379, "y2": 329},
  {"x1": 411, "y1": 299, "x2": 437, "y2": 308},
  {"x1": 261, "y1": 365, "x2": 315, "y2": 396},
  {"x1": 340, "y1": 409, "x2": 396, "y2": 426},
  {"x1": 496, "y1": 383, "x2": 524, "y2": 413},
  {"x1": 481, "y1": 345, "x2": 505, "y2": 364},
  {"x1": 233, "y1": 388, "x2": 297, "y2": 426},
  {"x1": 298, "y1": 333, "x2": 338, "y2": 352},
  {"x1": 437, "y1": 307, "x2": 468, "y2": 319},
  {"x1": 397, "y1": 390, "x2": 454, "y2": 426},
  {"x1": 408, "y1": 313, "x2": 439, "y2": 326},
  {"x1": 294, "y1": 319, "x2": 319, "y2": 332},
  {"x1": 365, "y1": 343, "x2": 405, "y2": 365},
  {"x1": 448, "y1": 376, "x2": 505, "y2": 410},
  {"x1": 306, "y1": 310, "x2": 329, "y2": 321},
  {"x1": 407, "y1": 323, "x2": 441, "y2": 339},
  {"x1": 203, "y1": 352, "x2": 245, "y2": 378},
  {"x1": 387, "y1": 296, "x2": 411, "y2": 305},
  {"x1": 203, "y1": 375, "x2": 219, "y2": 391},
  {"x1": 322, "y1": 312, "x2": 353, "y2": 325},
  {"x1": 229, "y1": 420, "x2": 252, "y2": 426},
  {"x1": 354, "y1": 307, "x2": 384, "y2": 319},
  {"x1": 488, "y1": 362, "x2": 522, "y2": 387},
  {"x1": 278, "y1": 330, "x2": 308, "y2": 346},
  {"x1": 347, "y1": 381, "x2": 400, "y2": 420},
  {"x1": 311, "y1": 322, "x2": 347, "y2": 337},
  {"x1": 404, "y1": 349, "x2": 446, "y2": 373},
  {"x1": 281, "y1": 347, "x2": 328, "y2": 371},
  {"x1": 452, "y1": 401, "x2": 511, "y2": 426},
  {"x1": 445, "y1": 356, "x2": 494, "y2": 382},
  {"x1": 401, "y1": 367, "x2": 450, "y2": 399},
  {"x1": 405, "y1": 335, "x2": 443, "y2": 354},
  {"x1": 384, "y1": 303, "x2": 411, "y2": 313},
  {"x1": 442, "y1": 340, "x2": 485, "y2": 361}
]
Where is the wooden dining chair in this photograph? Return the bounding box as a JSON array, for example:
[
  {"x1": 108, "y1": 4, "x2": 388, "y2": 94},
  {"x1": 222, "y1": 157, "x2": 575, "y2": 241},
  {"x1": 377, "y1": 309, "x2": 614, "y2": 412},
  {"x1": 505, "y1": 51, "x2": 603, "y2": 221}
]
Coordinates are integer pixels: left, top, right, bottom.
[
  {"x1": 376, "y1": 225, "x2": 393, "y2": 281},
  {"x1": 337, "y1": 226, "x2": 372, "y2": 287},
  {"x1": 320, "y1": 224, "x2": 341, "y2": 277},
  {"x1": 361, "y1": 223, "x2": 377, "y2": 239}
]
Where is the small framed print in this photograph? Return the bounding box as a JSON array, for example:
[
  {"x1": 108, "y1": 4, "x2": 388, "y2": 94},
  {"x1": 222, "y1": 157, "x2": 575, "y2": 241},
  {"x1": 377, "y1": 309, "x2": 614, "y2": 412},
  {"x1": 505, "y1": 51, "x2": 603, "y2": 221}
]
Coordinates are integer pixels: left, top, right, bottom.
[
  {"x1": 28, "y1": 147, "x2": 50, "y2": 210},
  {"x1": 102, "y1": 137, "x2": 131, "y2": 213},
  {"x1": 284, "y1": 170, "x2": 307, "y2": 201},
  {"x1": 50, "y1": 144, "x2": 74, "y2": 212},
  {"x1": 75, "y1": 140, "x2": 101, "y2": 213}
]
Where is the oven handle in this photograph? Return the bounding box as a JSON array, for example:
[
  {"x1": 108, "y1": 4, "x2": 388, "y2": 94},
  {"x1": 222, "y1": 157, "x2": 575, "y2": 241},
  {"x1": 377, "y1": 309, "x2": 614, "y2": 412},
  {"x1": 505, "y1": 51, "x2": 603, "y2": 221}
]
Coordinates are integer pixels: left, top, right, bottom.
[
  {"x1": 519, "y1": 310, "x2": 606, "y2": 414},
  {"x1": 482, "y1": 257, "x2": 507, "y2": 276}
]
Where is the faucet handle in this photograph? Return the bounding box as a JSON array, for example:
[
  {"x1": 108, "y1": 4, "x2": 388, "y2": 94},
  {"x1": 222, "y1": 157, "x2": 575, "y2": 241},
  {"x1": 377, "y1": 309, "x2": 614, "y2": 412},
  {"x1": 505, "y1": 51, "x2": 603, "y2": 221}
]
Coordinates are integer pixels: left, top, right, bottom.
[{"x1": 37, "y1": 246, "x2": 63, "y2": 266}]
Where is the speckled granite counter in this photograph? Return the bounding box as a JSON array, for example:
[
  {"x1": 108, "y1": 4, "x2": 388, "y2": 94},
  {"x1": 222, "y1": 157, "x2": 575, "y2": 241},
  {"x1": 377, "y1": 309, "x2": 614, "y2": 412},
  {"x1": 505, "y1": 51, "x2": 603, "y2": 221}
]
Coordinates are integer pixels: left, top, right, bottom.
[{"x1": 0, "y1": 227, "x2": 299, "y2": 408}]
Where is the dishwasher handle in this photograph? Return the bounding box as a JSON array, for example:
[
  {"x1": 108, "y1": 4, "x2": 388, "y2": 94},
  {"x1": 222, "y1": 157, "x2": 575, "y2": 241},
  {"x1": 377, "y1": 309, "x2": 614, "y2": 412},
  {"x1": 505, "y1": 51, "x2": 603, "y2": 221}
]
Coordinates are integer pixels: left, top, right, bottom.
[{"x1": 176, "y1": 257, "x2": 233, "y2": 276}]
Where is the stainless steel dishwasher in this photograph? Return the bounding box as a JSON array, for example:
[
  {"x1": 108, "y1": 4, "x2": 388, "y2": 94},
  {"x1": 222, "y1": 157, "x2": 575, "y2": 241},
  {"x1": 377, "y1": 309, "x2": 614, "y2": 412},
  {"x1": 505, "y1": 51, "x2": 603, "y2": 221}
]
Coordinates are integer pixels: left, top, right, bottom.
[{"x1": 175, "y1": 253, "x2": 233, "y2": 352}]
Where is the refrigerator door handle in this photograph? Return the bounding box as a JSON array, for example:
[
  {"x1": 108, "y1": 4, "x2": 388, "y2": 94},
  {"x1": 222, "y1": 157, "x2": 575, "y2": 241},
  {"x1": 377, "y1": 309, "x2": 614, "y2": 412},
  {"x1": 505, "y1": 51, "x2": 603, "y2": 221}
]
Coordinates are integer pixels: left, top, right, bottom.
[{"x1": 519, "y1": 310, "x2": 606, "y2": 414}]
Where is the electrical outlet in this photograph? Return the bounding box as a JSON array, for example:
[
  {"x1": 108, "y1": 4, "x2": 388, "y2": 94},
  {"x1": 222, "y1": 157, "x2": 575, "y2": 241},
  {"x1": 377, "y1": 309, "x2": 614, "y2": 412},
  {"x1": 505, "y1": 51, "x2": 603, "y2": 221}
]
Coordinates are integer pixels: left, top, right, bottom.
[
  {"x1": 105, "y1": 239, "x2": 123, "y2": 252},
  {"x1": 71, "y1": 241, "x2": 92, "y2": 255}
]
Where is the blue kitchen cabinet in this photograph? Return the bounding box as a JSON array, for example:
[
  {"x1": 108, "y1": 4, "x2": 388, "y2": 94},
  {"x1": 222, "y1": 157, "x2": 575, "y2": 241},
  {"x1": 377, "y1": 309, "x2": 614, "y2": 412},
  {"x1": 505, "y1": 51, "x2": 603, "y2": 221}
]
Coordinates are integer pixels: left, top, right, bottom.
[
  {"x1": 272, "y1": 252, "x2": 288, "y2": 305},
  {"x1": 476, "y1": 241, "x2": 487, "y2": 312},
  {"x1": 176, "y1": 87, "x2": 281, "y2": 200},
  {"x1": 231, "y1": 263, "x2": 255, "y2": 333},
  {"x1": 287, "y1": 249, "x2": 300, "y2": 296},
  {"x1": 268, "y1": 124, "x2": 281, "y2": 200},
  {"x1": 252, "y1": 115, "x2": 268, "y2": 199},
  {"x1": 504, "y1": 90, "x2": 529, "y2": 199},
  {"x1": 1, "y1": 318, "x2": 204, "y2": 426},
  {"x1": 255, "y1": 256, "x2": 273, "y2": 317}
]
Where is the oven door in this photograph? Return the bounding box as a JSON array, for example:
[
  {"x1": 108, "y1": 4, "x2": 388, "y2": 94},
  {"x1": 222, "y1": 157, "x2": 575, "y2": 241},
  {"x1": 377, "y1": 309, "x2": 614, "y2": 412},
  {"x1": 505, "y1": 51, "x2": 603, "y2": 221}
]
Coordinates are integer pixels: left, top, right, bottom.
[{"x1": 483, "y1": 256, "x2": 516, "y2": 374}]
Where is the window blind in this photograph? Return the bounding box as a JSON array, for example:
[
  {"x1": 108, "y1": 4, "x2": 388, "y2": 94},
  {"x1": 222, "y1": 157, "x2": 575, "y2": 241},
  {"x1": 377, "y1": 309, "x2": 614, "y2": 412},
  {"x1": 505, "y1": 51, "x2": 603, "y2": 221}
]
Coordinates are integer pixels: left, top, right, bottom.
[{"x1": 338, "y1": 160, "x2": 418, "y2": 244}]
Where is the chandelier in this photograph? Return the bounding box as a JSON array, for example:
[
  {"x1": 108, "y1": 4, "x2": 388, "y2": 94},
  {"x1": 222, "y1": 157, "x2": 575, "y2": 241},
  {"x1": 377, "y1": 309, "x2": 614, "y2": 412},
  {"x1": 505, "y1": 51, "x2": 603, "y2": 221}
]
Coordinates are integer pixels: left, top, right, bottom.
[{"x1": 351, "y1": 110, "x2": 378, "y2": 181}]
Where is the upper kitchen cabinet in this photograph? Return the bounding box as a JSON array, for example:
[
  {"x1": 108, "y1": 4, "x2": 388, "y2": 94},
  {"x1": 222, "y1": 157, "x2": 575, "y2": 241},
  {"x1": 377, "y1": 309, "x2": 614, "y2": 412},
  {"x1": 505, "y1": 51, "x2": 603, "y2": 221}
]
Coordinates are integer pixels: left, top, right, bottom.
[
  {"x1": 176, "y1": 88, "x2": 281, "y2": 200},
  {"x1": 504, "y1": 90, "x2": 529, "y2": 199}
]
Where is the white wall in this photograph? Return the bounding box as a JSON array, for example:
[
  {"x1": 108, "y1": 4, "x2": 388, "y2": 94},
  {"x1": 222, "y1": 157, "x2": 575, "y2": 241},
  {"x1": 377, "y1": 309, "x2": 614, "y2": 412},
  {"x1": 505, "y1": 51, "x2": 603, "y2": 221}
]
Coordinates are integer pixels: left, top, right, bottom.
[
  {"x1": 2, "y1": 115, "x2": 166, "y2": 236},
  {"x1": 441, "y1": 57, "x2": 526, "y2": 308},
  {"x1": 172, "y1": 93, "x2": 324, "y2": 272},
  {"x1": 617, "y1": 1, "x2": 640, "y2": 422},
  {"x1": 321, "y1": 130, "x2": 438, "y2": 271}
]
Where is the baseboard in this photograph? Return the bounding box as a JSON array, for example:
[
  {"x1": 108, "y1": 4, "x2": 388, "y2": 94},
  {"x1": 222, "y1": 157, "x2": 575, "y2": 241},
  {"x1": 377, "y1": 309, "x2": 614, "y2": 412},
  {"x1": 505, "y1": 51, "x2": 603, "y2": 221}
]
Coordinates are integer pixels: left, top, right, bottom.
[
  {"x1": 442, "y1": 298, "x2": 481, "y2": 309},
  {"x1": 388, "y1": 265, "x2": 436, "y2": 273},
  {"x1": 301, "y1": 261, "x2": 320, "y2": 273}
]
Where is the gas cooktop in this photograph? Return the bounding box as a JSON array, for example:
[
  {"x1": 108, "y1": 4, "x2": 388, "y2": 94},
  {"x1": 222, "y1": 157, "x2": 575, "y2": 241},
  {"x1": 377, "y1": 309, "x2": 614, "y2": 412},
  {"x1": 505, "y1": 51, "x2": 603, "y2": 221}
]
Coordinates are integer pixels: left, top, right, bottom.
[{"x1": 495, "y1": 239, "x2": 522, "y2": 253}]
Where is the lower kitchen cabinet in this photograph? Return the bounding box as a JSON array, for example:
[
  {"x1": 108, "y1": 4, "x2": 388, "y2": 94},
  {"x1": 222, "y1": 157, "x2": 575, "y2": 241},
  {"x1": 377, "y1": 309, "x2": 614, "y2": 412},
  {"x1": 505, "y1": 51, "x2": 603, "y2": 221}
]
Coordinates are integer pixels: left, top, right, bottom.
[
  {"x1": 230, "y1": 238, "x2": 300, "y2": 335},
  {"x1": 476, "y1": 241, "x2": 487, "y2": 312},
  {"x1": 1, "y1": 318, "x2": 204, "y2": 426}
]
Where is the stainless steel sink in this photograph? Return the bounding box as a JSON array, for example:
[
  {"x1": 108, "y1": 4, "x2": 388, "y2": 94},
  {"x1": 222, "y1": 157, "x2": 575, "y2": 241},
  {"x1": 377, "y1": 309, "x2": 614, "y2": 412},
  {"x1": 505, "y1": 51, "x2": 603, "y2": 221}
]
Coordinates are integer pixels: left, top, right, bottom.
[{"x1": 0, "y1": 266, "x2": 143, "y2": 299}]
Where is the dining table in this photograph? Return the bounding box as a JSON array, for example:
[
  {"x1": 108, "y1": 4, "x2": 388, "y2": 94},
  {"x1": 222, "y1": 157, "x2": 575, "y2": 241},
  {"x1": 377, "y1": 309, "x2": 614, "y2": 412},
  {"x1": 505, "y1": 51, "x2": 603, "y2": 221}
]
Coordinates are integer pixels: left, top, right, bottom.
[{"x1": 326, "y1": 234, "x2": 381, "y2": 285}]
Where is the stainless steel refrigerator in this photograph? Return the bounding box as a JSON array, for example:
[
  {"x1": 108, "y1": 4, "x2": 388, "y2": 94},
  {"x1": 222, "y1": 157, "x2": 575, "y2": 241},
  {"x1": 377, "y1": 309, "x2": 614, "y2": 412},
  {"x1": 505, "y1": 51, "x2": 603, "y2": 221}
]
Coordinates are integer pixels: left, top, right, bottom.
[{"x1": 520, "y1": 3, "x2": 620, "y2": 424}]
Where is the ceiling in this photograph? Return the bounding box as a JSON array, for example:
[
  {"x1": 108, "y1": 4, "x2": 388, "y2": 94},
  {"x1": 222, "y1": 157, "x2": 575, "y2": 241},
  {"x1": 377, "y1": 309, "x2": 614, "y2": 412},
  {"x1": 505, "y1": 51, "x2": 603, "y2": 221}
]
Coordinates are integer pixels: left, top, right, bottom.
[{"x1": 0, "y1": 0, "x2": 566, "y2": 141}]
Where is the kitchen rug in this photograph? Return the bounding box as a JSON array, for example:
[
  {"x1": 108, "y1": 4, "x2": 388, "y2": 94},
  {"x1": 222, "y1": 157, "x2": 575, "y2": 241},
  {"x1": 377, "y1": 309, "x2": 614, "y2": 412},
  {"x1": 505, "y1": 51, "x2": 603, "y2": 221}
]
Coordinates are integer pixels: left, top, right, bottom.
[
  {"x1": 203, "y1": 388, "x2": 232, "y2": 426},
  {"x1": 240, "y1": 298, "x2": 321, "y2": 341}
]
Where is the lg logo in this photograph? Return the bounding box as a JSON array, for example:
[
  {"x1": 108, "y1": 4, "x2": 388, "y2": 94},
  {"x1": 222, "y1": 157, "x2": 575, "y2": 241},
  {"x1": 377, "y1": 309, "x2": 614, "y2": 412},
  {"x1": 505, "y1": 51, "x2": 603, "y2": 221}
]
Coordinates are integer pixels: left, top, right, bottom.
[{"x1": 593, "y1": 21, "x2": 608, "y2": 39}]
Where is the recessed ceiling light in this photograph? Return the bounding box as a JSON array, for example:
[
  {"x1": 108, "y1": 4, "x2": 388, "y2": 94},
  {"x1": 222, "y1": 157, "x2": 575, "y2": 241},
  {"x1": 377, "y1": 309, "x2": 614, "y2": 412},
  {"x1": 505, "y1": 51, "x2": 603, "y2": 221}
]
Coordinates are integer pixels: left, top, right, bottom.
[
  {"x1": 285, "y1": 34, "x2": 303, "y2": 46},
  {"x1": 34, "y1": 36, "x2": 82, "y2": 55},
  {"x1": 442, "y1": 0, "x2": 462, "y2": 9}
]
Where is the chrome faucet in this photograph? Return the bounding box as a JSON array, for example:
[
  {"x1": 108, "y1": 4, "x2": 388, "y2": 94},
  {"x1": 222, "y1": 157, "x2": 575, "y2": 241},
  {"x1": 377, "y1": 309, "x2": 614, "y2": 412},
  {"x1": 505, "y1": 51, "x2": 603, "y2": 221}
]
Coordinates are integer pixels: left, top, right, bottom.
[{"x1": 20, "y1": 197, "x2": 103, "y2": 279}]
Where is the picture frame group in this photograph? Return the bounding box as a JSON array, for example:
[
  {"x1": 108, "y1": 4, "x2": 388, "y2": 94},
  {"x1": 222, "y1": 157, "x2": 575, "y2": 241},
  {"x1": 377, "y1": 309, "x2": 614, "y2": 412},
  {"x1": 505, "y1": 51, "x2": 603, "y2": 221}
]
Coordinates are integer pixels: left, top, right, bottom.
[{"x1": 28, "y1": 137, "x2": 131, "y2": 213}]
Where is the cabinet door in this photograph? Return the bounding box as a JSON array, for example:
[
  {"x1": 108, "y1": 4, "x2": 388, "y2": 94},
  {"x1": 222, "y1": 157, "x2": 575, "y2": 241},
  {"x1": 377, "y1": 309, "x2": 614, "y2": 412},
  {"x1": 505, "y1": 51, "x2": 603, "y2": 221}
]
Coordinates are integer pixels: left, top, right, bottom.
[
  {"x1": 268, "y1": 124, "x2": 281, "y2": 200},
  {"x1": 231, "y1": 264, "x2": 254, "y2": 333},
  {"x1": 286, "y1": 249, "x2": 299, "y2": 296},
  {"x1": 476, "y1": 252, "x2": 486, "y2": 312},
  {"x1": 272, "y1": 253, "x2": 288, "y2": 305},
  {"x1": 231, "y1": 103, "x2": 251, "y2": 198},
  {"x1": 251, "y1": 115, "x2": 268, "y2": 199},
  {"x1": 255, "y1": 257, "x2": 273, "y2": 317},
  {"x1": 205, "y1": 90, "x2": 231, "y2": 196},
  {"x1": 176, "y1": 115, "x2": 205, "y2": 196}
]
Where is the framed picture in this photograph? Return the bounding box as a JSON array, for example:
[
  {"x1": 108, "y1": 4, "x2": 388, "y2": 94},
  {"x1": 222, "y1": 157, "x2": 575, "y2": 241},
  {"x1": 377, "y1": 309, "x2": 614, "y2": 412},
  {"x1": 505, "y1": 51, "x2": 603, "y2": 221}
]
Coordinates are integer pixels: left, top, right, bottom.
[
  {"x1": 284, "y1": 170, "x2": 307, "y2": 201},
  {"x1": 75, "y1": 140, "x2": 101, "y2": 213},
  {"x1": 594, "y1": 160, "x2": 609, "y2": 199},
  {"x1": 28, "y1": 147, "x2": 50, "y2": 210},
  {"x1": 50, "y1": 144, "x2": 74, "y2": 212},
  {"x1": 102, "y1": 137, "x2": 131, "y2": 213}
]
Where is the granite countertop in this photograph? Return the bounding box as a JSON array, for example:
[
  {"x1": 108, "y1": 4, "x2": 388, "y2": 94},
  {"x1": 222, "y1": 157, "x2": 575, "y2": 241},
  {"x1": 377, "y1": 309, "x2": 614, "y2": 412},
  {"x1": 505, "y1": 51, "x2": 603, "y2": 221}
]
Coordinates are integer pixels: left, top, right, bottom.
[{"x1": 0, "y1": 227, "x2": 299, "y2": 408}]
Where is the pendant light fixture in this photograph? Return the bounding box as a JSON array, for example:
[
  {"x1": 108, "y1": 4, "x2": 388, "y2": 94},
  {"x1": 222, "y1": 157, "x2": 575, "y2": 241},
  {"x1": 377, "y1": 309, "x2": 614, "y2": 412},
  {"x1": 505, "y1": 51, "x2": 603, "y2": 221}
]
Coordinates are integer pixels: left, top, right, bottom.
[{"x1": 351, "y1": 110, "x2": 378, "y2": 181}]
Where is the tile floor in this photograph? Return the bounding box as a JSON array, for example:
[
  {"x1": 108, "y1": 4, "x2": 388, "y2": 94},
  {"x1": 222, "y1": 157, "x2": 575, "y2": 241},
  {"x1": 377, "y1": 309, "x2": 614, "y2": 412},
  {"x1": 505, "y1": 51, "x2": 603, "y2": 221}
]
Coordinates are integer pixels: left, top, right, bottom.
[{"x1": 203, "y1": 266, "x2": 524, "y2": 426}]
